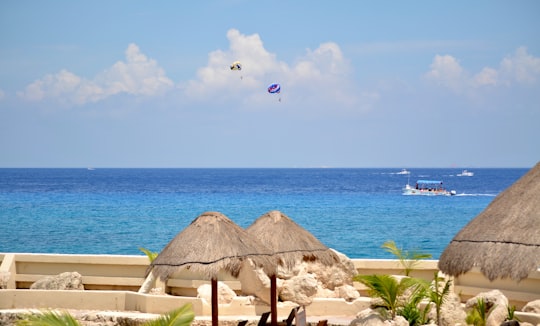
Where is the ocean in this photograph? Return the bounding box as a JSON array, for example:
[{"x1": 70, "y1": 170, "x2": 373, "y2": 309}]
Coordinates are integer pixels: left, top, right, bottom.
[{"x1": 0, "y1": 168, "x2": 528, "y2": 259}]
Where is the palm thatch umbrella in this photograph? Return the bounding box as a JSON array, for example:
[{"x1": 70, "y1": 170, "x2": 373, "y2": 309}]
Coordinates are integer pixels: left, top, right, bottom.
[
  {"x1": 246, "y1": 210, "x2": 340, "y2": 326},
  {"x1": 148, "y1": 211, "x2": 275, "y2": 326},
  {"x1": 438, "y1": 162, "x2": 540, "y2": 282}
]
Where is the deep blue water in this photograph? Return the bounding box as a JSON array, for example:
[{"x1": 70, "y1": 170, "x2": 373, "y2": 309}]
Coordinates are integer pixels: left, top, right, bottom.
[{"x1": 0, "y1": 168, "x2": 528, "y2": 259}]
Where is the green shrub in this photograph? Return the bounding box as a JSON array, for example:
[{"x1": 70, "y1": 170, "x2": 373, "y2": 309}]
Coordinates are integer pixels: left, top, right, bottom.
[
  {"x1": 381, "y1": 240, "x2": 432, "y2": 276},
  {"x1": 354, "y1": 274, "x2": 427, "y2": 320},
  {"x1": 466, "y1": 297, "x2": 489, "y2": 326}
]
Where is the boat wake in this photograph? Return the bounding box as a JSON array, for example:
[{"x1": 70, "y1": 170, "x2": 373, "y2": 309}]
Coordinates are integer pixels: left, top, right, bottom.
[{"x1": 454, "y1": 193, "x2": 497, "y2": 197}]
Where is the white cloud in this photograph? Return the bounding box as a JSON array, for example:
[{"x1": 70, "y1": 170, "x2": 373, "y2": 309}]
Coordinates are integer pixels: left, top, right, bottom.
[
  {"x1": 96, "y1": 44, "x2": 174, "y2": 96},
  {"x1": 472, "y1": 67, "x2": 498, "y2": 87},
  {"x1": 424, "y1": 55, "x2": 467, "y2": 92},
  {"x1": 184, "y1": 29, "x2": 286, "y2": 99},
  {"x1": 500, "y1": 46, "x2": 540, "y2": 84},
  {"x1": 18, "y1": 44, "x2": 173, "y2": 106},
  {"x1": 16, "y1": 30, "x2": 368, "y2": 112},
  {"x1": 185, "y1": 29, "x2": 364, "y2": 111},
  {"x1": 425, "y1": 47, "x2": 540, "y2": 92}
]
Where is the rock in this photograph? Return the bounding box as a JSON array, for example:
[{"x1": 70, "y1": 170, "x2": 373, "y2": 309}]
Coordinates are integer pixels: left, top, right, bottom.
[
  {"x1": 522, "y1": 299, "x2": 540, "y2": 313},
  {"x1": 197, "y1": 281, "x2": 236, "y2": 304},
  {"x1": 284, "y1": 249, "x2": 359, "y2": 301},
  {"x1": 279, "y1": 274, "x2": 318, "y2": 305},
  {"x1": 336, "y1": 284, "x2": 361, "y2": 302},
  {"x1": 350, "y1": 309, "x2": 387, "y2": 326},
  {"x1": 237, "y1": 248, "x2": 359, "y2": 304},
  {"x1": 316, "y1": 287, "x2": 337, "y2": 298},
  {"x1": 350, "y1": 309, "x2": 407, "y2": 326},
  {"x1": 238, "y1": 259, "x2": 271, "y2": 304},
  {"x1": 30, "y1": 271, "x2": 84, "y2": 290},
  {"x1": 392, "y1": 316, "x2": 409, "y2": 326},
  {"x1": 305, "y1": 250, "x2": 357, "y2": 290},
  {"x1": 428, "y1": 292, "x2": 466, "y2": 326},
  {"x1": 465, "y1": 290, "x2": 508, "y2": 326}
]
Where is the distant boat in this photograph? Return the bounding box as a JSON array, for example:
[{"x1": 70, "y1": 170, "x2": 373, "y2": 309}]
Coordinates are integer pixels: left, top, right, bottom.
[
  {"x1": 87, "y1": 167, "x2": 95, "y2": 171},
  {"x1": 396, "y1": 169, "x2": 410, "y2": 175},
  {"x1": 457, "y1": 169, "x2": 474, "y2": 177},
  {"x1": 403, "y1": 180, "x2": 456, "y2": 196}
]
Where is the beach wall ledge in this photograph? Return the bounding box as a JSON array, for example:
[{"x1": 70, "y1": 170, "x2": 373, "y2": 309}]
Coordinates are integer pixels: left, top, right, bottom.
[{"x1": 1, "y1": 253, "x2": 539, "y2": 320}]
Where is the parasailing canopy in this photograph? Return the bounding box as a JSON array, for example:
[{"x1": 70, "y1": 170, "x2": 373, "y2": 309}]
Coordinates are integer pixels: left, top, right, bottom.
[
  {"x1": 230, "y1": 61, "x2": 242, "y2": 71},
  {"x1": 267, "y1": 83, "x2": 281, "y2": 94}
]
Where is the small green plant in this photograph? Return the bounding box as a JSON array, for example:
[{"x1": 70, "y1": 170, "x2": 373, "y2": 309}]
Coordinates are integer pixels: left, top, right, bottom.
[
  {"x1": 398, "y1": 284, "x2": 430, "y2": 326},
  {"x1": 506, "y1": 305, "x2": 520, "y2": 322},
  {"x1": 353, "y1": 274, "x2": 426, "y2": 320},
  {"x1": 429, "y1": 272, "x2": 452, "y2": 326},
  {"x1": 466, "y1": 297, "x2": 490, "y2": 326},
  {"x1": 17, "y1": 310, "x2": 81, "y2": 326},
  {"x1": 139, "y1": 247, "x2": 159, "y2": 262},
  {"x1": 381, "y1": 240, "x2": 432, "y2": 276}
]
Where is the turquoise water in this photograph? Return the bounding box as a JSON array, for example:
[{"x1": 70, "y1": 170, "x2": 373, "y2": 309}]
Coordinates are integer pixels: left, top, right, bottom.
[{"x1": 0, "y1": 168, "x2": 527, "y2": 259}]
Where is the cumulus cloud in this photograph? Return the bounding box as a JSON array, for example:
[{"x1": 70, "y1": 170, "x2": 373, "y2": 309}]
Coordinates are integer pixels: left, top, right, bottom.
[
  {"x1": 16, "y1": 30, "x2": 368, "y2": 111},
  {"x1": 425, "y1": 47, "x2": 540, "y2": 92},
  {"x1": 500, "y1": 46, "x2": 540, "y2": 84},
  {"x1": 185, "y1": 29, "x2": 365, "y2": 110},
  {"x1": 18, "y1": 44, "x2": 173, "y2": 106},
  {"x1": 96, "y1": 44, "x2": 174, "y2": 96},
  {"x1": 424, "y1": 55, "x2": 467, "y2": 91},
  {"x1": 472, "y1": 67, "x2": 498, "y2": 87}
]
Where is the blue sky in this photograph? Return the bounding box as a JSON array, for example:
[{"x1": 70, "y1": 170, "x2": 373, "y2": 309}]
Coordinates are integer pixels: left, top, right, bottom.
[{"x1": 1, "y1": 1, "x2": 539, "y2": 168}]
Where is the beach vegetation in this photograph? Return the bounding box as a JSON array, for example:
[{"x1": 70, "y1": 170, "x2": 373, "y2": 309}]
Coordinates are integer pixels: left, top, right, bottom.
[
  {"x1": 143, "y1": 303, "x2": 195, "y2": 326},
  {"x1": 397, "y1": 283, "x2": 430, "y2": 326},
  {"x1": 465, "y1": 297, "x2": 490, "y2": 326},
  {"x1": 17, "y1": 310, "x2": 81, "y2": 326},
  {"x1": 381, "y1": 240, "x2": 432, "y2": 276},
  {"x1": 428, "y1": 272, "x2": 452, "y2": 326},
  {"x1": 139, "y1": 247, "x2": 159, "y2": 262},
  {"x1": 505, "y1": 305, "x2": 520, "y2": 322},
  {"x1": 353, "y1": 274, "x2": 426, "y2": 320}
]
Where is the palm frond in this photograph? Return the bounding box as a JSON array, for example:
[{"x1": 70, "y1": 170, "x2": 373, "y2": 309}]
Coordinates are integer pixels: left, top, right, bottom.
[
  {"x1": 381, "y1": 240, "x2": 432, "y2": 276},
  {"x1": 143, "y1": 303, "x2": 194, "y2": 326},
  {"x1": 17, "y1": 310, "x2": 81, "y2": 326},
  {"x1": 139, "y1": 247, "x2": 159, "y2": 263}
]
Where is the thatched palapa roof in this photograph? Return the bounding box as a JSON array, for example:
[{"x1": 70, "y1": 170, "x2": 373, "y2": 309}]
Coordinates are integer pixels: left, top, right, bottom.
[
  {"x1": 438, "y1": 162, "x2": 540, "y2": 281},
  {"x1": 246, "y1": 210, "x2": 340, "y2": 268},
  {"x1": 149, "y1": 211, "x2": 275, "y2": 281}
]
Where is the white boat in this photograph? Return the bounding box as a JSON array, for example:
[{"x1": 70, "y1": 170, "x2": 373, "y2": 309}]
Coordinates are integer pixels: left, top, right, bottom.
[
  {"x1": 457, "y1": 169, "x2": 474, "y2": 177},
  {"x1": 396, "y1": 169, "x2": 410, "y2": 175},
  {"x1": 403, "y1": 180, "x2": 456, "y2": 196}
]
